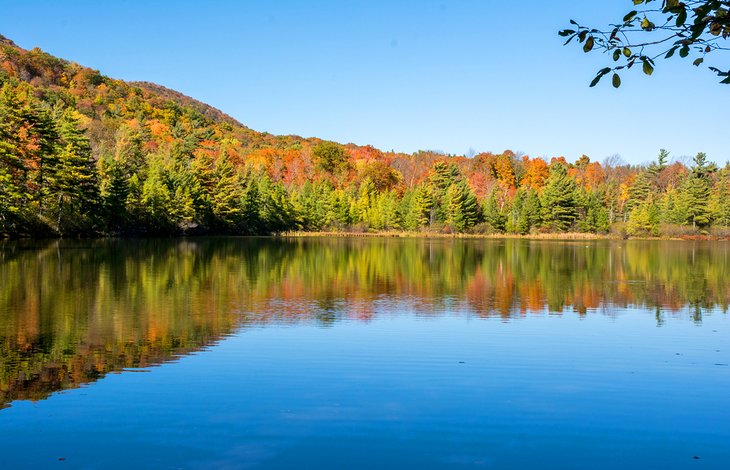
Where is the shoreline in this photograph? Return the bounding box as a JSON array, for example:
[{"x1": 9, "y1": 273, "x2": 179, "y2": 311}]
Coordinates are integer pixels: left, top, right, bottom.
[
  {"x1": 3, "y1": 231, "x2": 728, "y2": 242},
  {"x1": 279, "y1": 231, "x2": 728, "y2": 241},
  {"x1": 280, "y1": 231, "x2": 615, "y2": 240}
]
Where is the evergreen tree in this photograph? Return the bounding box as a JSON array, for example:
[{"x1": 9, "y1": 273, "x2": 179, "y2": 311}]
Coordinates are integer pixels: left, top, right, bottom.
[
  {"x1": 444, "y1": 181, "x2": 479, "y2": 232},
  {"x1": 680, "y1": 152, "x2": 714, "y2": 228},
  {"x1": 239, "y1": 173, "x2": 264, "y2": 234},
  {"x1": 577, "y1": 188, "x2": 609, "y2": 233},
  {"x1": 97, "y1": 154, "x2": 130, "y2": 231},
  {"x1": 627, "y1": 197, "x2": 660, "y2": 236},
  {"x1": 648, "y1": 148, "x2": 669, "y2": 184},
  {"x1": 368, "y1": 191, "x2": 401, "y2": 230},
  {"x1": 253, "y1": 175, "x2": 296, "y2": 233},
  {"x1": 482, "y1": 187, "x2": 506, "y2": 232},
  {"x1": 691, "y1": 151, "x2": 715, "y2": 178},
  {"x1": 0, "y1": 86, "x2": 24, "y2": 232},
  {"x1": 428, "y1": 161, "x2": 461, "y2": 195},
  {"x1": 140, "y1": 156, "x2": 173, "y2": 231},
  {"x1": 540, "y1": 163, "x2": 578, "y2": 231},
  {"x1": 355, "y1": 178, "x2": 377, "y2": 226},
  {"x1": 23, "y1": 103, "x2": 59, "y2": 217},
  {"x1": 50, "y1": 109, "x2": 99, "y2": 233},
  {"x1": 398, "y1": 188, "x2": 417, "y2": 230},
  {"x1": 522, "y1": 188, "x2": 542, "y2": 233},
  {"x1": 625, "y1": 171, "x2": 652, "y2": 215},
  {"x1": 410, "y1": 184, "x2": 434, "y2": 229},
  {"x1": 681, "y1": 174, "x2": 711, "y2": 228},
  {"x1": 210, "y1": 154, "x2": 244, "y2": 230},
  {"x1": 334, "y1": 188, "x2": 355, "y2": 228},
  {"x1": 710, "y1": 165, "x2": 730, "y2": 226},
  {"x1": 428, "y1": 161, "x2": 461, "y2": 223},
  {"x1": 505, "y1": 189, "x2": 525, "y2": 234},
  {"x1": 658, "y1": 186, "x2": 685, "y2": 225}
]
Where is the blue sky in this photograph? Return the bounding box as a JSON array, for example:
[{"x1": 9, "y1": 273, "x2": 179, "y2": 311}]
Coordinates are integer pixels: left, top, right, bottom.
[{"x1": 1, "y1": 0, "x2": 727, "y2": 165}]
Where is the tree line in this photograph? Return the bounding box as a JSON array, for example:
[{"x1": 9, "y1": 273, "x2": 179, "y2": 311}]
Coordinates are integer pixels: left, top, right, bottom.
[{"x1": 1, "y1": 38, "x2": 729, "y2": 238}]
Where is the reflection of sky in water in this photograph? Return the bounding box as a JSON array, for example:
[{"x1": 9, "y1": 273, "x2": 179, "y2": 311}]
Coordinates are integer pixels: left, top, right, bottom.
[{"x1": 2, "y1": 311, "x2": 729, "y2": 469}]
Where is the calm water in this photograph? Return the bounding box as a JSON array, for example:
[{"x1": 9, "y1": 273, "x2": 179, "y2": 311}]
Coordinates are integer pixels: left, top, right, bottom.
[{"x1": 0, "y1": 237, "x2": 728, "y2": 469}]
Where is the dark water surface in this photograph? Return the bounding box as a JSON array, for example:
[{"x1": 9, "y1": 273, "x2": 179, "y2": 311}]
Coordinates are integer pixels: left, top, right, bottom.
[{"x1": 0, "y1": 237, "x2": 728, "y2": 469}]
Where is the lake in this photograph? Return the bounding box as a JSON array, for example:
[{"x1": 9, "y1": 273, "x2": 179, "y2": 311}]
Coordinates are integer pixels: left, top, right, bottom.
[{"x1": 0, "y1": 237, "x2": 728, "y2": 469}]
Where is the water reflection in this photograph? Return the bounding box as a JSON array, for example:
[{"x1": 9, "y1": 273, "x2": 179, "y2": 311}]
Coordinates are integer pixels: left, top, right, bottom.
[{"x1": 0, "y1": 237, "x2": 728, "y2": 407}]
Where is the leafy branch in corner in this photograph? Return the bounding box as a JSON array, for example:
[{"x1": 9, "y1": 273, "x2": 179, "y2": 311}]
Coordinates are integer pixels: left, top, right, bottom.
[{"x1": 559, "y1": 0, "x2": 730, "y2": 87}]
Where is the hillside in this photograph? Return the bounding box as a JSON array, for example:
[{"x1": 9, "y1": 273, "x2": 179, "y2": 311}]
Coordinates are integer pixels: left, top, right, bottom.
[
  {"x1": 0, "y1": 34, "x2": 729, "y2": 238},
  {"x1": 130, "y1": 81, "x2": 246, "y2": 128}
]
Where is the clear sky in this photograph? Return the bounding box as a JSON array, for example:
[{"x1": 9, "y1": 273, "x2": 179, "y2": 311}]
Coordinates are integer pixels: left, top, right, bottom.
[{"x1": 1, "y1": 0, "x2": 727, "y2": 165}]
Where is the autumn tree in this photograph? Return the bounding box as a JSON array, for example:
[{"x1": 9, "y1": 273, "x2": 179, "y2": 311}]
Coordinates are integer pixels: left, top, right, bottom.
[
  {"x1": 312, "y1": 141, "x2": 350, "y2": 178},
  {"x1": 520, "y1": 156, "x2": 550, "y2": 191}
]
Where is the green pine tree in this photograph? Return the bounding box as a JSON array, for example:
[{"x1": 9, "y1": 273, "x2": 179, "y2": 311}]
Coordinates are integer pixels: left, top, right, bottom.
[
  {"x1": 540, "y1": 163, "x2": 578, "y2": 232},
  {"x1": 445, "y1": 181, "x2": 479, "y2": 232},
  {"x1": 625, "y1": 171, "x2": 652, "y2": 215},
  {"x1": 410, "y1": 184, "x2": 434, "y2": 229},
  {"x1": 482, "y1": 188, "x2": 506, "y2": 232},
  {"x1": 710, "y1": 165, "x2": 730, "y2": 226},
  {"x1": 50, "y1": 109, "x2": 99, "y2": 233}
]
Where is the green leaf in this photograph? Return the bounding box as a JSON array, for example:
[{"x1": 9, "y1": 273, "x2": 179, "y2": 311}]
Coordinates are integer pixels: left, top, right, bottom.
[
  {"x1": 642, "y1": 59, "x2": 654, "y2": 75},
  {"x1": 665, "y1": 46, "x2": 678, "y2": 58},
  {"x1": 623, "y1": 47, "x2": 631, "y2": 57},
  {"x1": 583, "y1": 36, "x2": 594, "y2": 53},
  {"x1": 679, "y1": 45, "x2": 689, "y2": 58},
  {"x1": 613, "y1": 49, "x2": 621, "y2": 61},
  {"x1": 693, "y1": 58, "x2": 704, "y2": 66},
  {"x1": 623, "y1": 10, "x2": 638, "y2": 22},
  {"x1": 640, "y1": 17, "x2": 655, "y2": 31},
  {"x1": 612, "y1": 73, "x2": 621, "y2": 88},
  {"x1": 633, "y1": 0, "x2": 644, "y2": 5},
  {"x1": 590, "y1": 68, "x2": 611, "y2": 88},
  {"x1": 676, "y1": 9, "x2": 687, "y2": 26},
  {"x1": 721, "y1": 76, "x2": 730, "y2": 84}
]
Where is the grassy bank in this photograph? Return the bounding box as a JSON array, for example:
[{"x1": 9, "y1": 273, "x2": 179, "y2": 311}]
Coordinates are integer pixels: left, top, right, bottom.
[
  {"x1": 280, "y1": 230, "x2": 730, "y2": 241},
  {"x1": 282, "y1": 231, "x2": 619, "y2": 240}
]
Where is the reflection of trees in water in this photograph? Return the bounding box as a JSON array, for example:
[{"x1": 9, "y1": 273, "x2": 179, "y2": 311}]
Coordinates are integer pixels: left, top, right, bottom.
[{"x1": 1, "y1": 237, "x2": 728, "y2": 407}]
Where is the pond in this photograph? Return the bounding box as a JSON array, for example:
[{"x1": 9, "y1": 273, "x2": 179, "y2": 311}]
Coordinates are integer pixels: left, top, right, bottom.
[{"x1": 0, "y1": 237, "x2": 728, "y2": 468}]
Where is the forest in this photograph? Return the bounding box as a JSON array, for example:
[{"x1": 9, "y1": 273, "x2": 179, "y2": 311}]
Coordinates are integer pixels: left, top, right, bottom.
[{"x1": 1, "y1": 35, "x2": 729, "y2": 238}]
